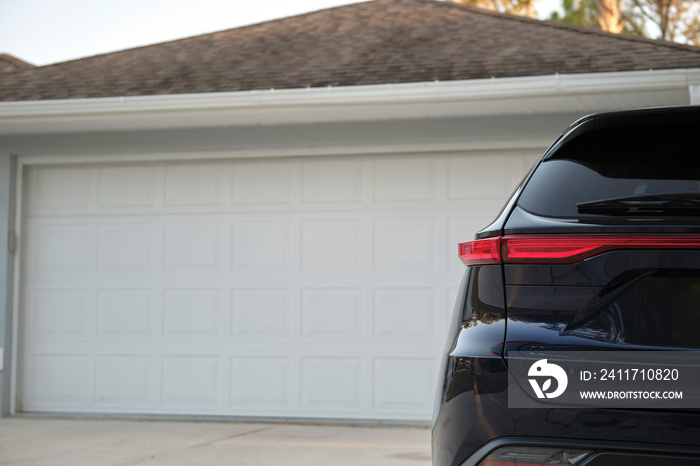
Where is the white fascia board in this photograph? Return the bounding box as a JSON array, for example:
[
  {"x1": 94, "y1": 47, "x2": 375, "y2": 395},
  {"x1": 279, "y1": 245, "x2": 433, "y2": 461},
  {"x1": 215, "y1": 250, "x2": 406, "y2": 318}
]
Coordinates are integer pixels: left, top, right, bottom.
[{"x1": 1, "y1": 68, "x2": 699, "y2": 131}]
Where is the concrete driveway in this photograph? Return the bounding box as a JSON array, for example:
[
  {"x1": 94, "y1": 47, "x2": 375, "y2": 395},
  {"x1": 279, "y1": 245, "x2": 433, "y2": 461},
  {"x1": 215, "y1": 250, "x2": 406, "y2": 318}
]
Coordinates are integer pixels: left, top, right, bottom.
[{"x1": 0, "y1": 417, "x2": 432, "y2": 465}]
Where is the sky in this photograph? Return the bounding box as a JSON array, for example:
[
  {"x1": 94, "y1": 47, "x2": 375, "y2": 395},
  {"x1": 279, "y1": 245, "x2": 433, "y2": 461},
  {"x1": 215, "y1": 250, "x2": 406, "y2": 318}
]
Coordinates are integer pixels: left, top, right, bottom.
[{"x1": 0, "y1": 0, "x2": 561, "y2": 67}]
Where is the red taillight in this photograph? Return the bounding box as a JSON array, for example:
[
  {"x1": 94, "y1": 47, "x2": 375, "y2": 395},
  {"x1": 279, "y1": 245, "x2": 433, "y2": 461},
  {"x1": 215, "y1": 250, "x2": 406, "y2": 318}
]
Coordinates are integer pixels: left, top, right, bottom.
[
  {"x1": 459, "y1": 237, "x2": 502, "y2": 266},
  {"x1": 459, "y1": 235, "x2": 700, "y2": 266},
  {"x1": 481, "y1": 462, "x2": 544, "y2": 466},
  {"x1": 482, "y1": 462, "x2": 553, "y2": 466},
  {"x1": 479, "y1": 446, "x2": 592, "y2": 466},
  {"x1": 503, "y1": 235, "x2": 700, "y2": 264}
]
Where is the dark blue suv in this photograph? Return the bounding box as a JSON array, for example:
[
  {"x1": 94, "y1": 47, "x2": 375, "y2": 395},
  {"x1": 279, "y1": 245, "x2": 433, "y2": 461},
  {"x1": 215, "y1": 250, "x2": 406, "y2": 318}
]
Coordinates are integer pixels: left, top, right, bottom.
[{"x1": 432, "y1": 107, "x2": 700, "y2": 466}]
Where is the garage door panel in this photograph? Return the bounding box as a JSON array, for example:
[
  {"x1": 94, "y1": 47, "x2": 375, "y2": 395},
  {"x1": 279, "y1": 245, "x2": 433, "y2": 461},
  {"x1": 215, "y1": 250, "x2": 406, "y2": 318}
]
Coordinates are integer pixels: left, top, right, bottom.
[
  {"x1": 29, "y1": 222, "x2": 92, "y2": 276},
  {"x1": 96, "y1": 289, "x2": 153, "y2": 339},
  {"x1": 301, "y1": 220, "x2": 363, "y2": 272},
  {"x1": 164, "y1": 222, "x2": 224, "y2": 273},
  {"x1": 230, "y1": 356, "x2": 291, "y2": 407},
  {"x1": 373, "y1": 218, "x2": 435, "y2": 272},
  {"x1": 27, "y1": 354, "x2": 88, "y2": 406},
  {"x1": 161, "y1": 356, "x2": 221, "y2": 407},
  {"x1": 162, "y1": 288, "x2": 221, "y2": 339},
  {"x1": 165, "y1": 162, "x2": 224, "y2": 207},
  {"x1": 29, "y1": 289, "x2": 89, "y2": 340},
  {"x1": 22, "y1": 152, "x2": 528, "y2": 420},
  {"x1": 373, "y1": 288, "x2": 437, "y2": 343},
  {"x1": 301, "y1": 288, "x2": 363, "y2": 340},
  {"x1": 232, "y1": 160, "x2": 293, "y2": 205},
  {"x1": 373, "y1": 156, "x2": 437, "y2": 202},
  {"x1": 301, "y1": 357, "x2": 362, "y2": 410},
  {"x1": 97, "y1": 223, "x2": 153, "y2": 273},
  {"x1": 231, "y1": 288, "x2": 292, "y2": 340},
  {"x1": 232, "y1": 221, "x2": 291, "y2": 272},
  {"x1": 448, "y1": 152, "x2": 534, "y2": 201},
  {"x1": 29, "y1": 166, "x2": 90, "y2": 213},
  {"x1": 94, "y1": 355, "x2": 152, "y2": 405},
  {"x1": 301, "y1": 159, "x2": 363, "y2": 203},
  {"x1": 373, "y1": 357, "x2": 435, "y2": 414},
  {"x1": 97, "y1": 165, "x2": 156, "y2": 208}
]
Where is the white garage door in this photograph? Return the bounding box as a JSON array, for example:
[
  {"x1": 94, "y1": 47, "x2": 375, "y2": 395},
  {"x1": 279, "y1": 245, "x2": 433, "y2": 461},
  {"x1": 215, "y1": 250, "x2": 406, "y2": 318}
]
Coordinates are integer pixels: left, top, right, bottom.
[{"x1": 20, "y1": 151, "x2": 538, "y2": 420}]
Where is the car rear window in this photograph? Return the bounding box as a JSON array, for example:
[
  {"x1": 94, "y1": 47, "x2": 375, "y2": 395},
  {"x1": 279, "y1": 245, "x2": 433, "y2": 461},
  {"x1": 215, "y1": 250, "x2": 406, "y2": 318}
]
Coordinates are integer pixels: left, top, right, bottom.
[{"x1": 517, "y1": 123, "x2": 700, "y2": 218}]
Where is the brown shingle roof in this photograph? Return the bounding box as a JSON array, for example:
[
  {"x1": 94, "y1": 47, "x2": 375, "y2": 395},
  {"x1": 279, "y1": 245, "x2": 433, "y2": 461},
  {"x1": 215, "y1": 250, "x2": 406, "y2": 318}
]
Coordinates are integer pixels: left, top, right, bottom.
[
  {"x1": 0, "y1": 53, "x2": 34, "y2": 75},
  {"x1": 3, "y1": 0, "x2": 700, "y2": 101}
]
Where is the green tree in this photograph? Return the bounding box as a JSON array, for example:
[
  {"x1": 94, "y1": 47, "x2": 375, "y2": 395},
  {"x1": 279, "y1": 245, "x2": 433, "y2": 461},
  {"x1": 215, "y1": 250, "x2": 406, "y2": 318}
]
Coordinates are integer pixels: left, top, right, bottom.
[
  {"x1": 548, "y1": 0, "x2": 700, "y2": 44},
  {"x1": 625, "y1": 0, "x2": 700, "y2": 44},
  {"x1": 549, "y1": 0, "x2": 599, "y2": 29},
  {"x1": 453, "y1": 0, "x2": 700, "y2": 45}
]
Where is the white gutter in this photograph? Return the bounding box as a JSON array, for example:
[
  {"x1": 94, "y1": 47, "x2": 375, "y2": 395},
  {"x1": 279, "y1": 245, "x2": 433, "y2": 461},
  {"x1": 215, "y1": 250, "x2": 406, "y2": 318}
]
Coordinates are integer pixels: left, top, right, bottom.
[{"x1": 1, "y1": 68, "x2": 699, "y2": 134}]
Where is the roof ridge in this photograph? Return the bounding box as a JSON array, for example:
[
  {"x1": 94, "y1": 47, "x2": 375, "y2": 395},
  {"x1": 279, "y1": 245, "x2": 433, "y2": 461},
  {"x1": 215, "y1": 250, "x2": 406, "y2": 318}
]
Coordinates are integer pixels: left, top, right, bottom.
[
  {"x1": 32, "y1": 1, "x2": 376, "y2": 69},
  {"x1": 30, "y1": 0, "x2": 700, "y2": 70},
  {"x1": 415, "y1": 0, "x2": 700, "y2": 54},
  {"x1": 0, "y1": 53, "x2": 35, "y2": 68}
]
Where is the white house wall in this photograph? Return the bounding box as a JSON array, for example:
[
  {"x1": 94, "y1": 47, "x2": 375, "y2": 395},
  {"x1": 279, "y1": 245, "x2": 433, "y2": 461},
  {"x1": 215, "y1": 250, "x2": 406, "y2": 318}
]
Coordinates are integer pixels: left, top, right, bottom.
[{"x1": 0, "y1": 155, "x2": 16, "y2": 417}]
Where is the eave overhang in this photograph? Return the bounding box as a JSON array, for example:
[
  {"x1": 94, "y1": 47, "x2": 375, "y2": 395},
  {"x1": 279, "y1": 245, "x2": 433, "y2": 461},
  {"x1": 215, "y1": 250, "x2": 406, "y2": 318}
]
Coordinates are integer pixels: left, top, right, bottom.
[{"x1": 1, "y1": 68, "x2": 699, "y2": 135}]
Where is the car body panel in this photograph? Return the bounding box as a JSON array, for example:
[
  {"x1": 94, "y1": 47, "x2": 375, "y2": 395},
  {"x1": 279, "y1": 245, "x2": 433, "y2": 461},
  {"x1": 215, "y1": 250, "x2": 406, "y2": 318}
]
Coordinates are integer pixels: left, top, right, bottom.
[{"x1": 432, "y1": 106, "x2": 700, "y2": 466}]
